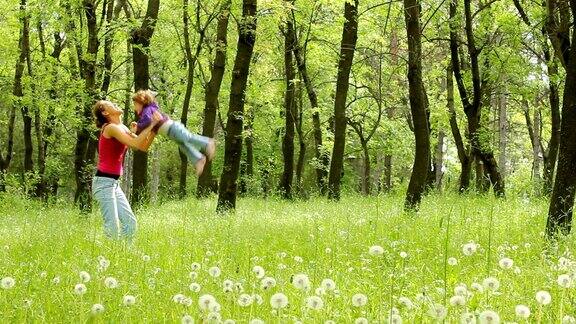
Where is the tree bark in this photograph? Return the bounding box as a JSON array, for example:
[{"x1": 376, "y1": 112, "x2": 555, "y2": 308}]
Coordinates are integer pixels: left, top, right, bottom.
[
  {"x1": 403, "y1": 0, "x2": 430, "y2": 210},
  {"x1": 294, "y1": 82, "x2": 306, "y2": 196},
  {"x1": 197, "y1": 1, "x2": 231, "y2": 197},
  {"x1": 546, "y1": 0, "x2": 576, "y2": 237},
  {"x1": 434, "y1": 130, "x2": 445, "y2": 190},
  {"x1": 216, "y1": 0, "x2": 257, "y2": 212},
  {"x1": 327, "y1": 0, "x2": 359, "y2": 200},
  {"x1": 279, "y1": 2, "x2": 297, "y2": 200},
  {"x1": 18, "y1": 0, "x2": 33, "y2": 176},
  {"x1": 498, "y1": 92, "x2": 508, "y2": 180},
  {"x1": 130, "y1": 0, "x2": 160, "y2": 206},
  {"x1": 543, "y1": 39, "x2": 561, "y2": 194}
]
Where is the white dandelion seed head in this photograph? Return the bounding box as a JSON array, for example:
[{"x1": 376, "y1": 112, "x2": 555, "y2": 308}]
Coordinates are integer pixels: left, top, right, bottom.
[
  {"x1": 498, "y1": 257, "x2": 514, "y2": 270},
  {"x1": 198, "y1": 294, "x2": 216, "y2": 311},
  {"x1": 74, "y1": 283, "x2": 87, "y2": 295},
  {"x1": 450, "y1": 295, "x2": 466, "y2": 306},
  {"x1": 79, "y1": 271, "x2": 91, "y2": 283},
  {"x1": 208, "y1": 266, "x2": 221, "y2": 278},
  {"x1": 98, "y1": 258, "x2": 110, "y2": 271},
  {"x1": 389, "y1": 307, "x2": 400, "y2": 315},
  {"x1": 249, "y1": 319, "x2": 264, "y2": 324},
  {"x1": 52, "y1": 276, "x2": 60, "y2": 285},
  {"x1": 260, "y1": 277, "x2": 276, "y2": 290},
  {"x1": 91, "y1": 303, "x2": 105, "y2": 315},
  {"x1": 478, "y1": 310, "x2": 500, "y2": 323},
  {"x1": 152, "y1": 267, "x2": 161, "y2": 275},
  {"x1": 253, "y1": 294, "x2": 264, "y2": 305},
  {"x1": 182, "y1": 298, "x2": 193, "y2": 307},
  {"x1": 191, "y1": 263, "x2": 201, "y2": 271},
  {"x1": 315, "y1": 287, "x2": 326, "y2": 296},
  {"x1": 460, "y1": 312, "x2": 476, "y2": 324},
  {"x1": 206, "y1": 312, "x2": 221, "y2": 322},
  {"x1": 237, "y1": 294, "x2": 253, "y2": 307},
  {"x1": 142, "y1": 255, "x2": 151, "y2": 262},
  {"x1": 389, "y1": 314, "x2": 403, "y2": 324},
  {"x1": 223, "y1": 279, "x2": 234, "y2": 289},
  {"x1": 173, "y1": 293, "x2": 186, "y2": 304},
  {"x1": 514, "y1": 267, "x2": 522, "y2": 275},
  {"x1": 278, "y1": 263, "x2": 287, "y2": 271},
  {"x1": 398, "y1": 296, "x2": 413, "y2": 309},
  {"x1": 223, "y1": 286, "x2": 233, "y2": 294},
  {"x1": 471, "y1": 282, "x2": 484, "y2": 293},
  {"x1": 448, "y1": 257, "x2": 458, "y2": 266},
  {"x1": 351, "y1": 293, "x2": 368, "y2": 307},
  {"x1": 188, "y1": 272, "x2": 198, "y2": 281},
  {"x1": 223, "y1": 320, "x2": 236, "y2": 324},
  {"x1": 563, "y1": 315, "x2": 576, "y2": 324},
  {"x1": 23, "y1": 299, "x2": 32, "y2": 308},
  {"x1": 369, "y1": 245, "x2": 384, "y2": 256},
  {"x1": 209, "y1": 302, "x2": 221, "y2": 313},
  {"x1": 415, "y1": 292, "x2": 426, "y2": 302},
  {"x1": 234, "y1": 282, "x2": 244, "y2": 293},
  {"x1": 462, "y1": 242, "x2": 478, "y2": 256},
  {"x1": 123, "y1": 295, "x2": 136, "y2": 306},
  {"x1": 279, "y1": 252, "x2": 287, "y2": 258},
  {"x1": 428, "y1": 304, "x2": 447, "y2": 320},
  {"x1": 558, "y1": 274, "x2": 573, "y2": 288},
  {"x1": 454, "y1": 284, "x2": 468, "y2": 296},
  {"x1": 306, "y1": 296, "x2": 324, "y2": 310},
  {"x1": 270, "y1": 292, "x2": 288, "y2": 309},
  {"x1": 205, "y1": 251, "x2": 213, "y2": 257},
  {"x1": 293, "y1": 273, "x2": 310, "y2": 290},
  {"x1": 515, "y1": 305, "x2": 530, "y2": 319},
  {"x1": 1, "y1": 277, "x2": 15, "y2": 289},
  {"x1": 39, "y1": 271, "x2": 47, "y2": 278},
  {"x1": 354, "y1": 317, "x2": 369, "y2": 324},
  {"x1": 535, "y1": 290, "x2": 552, "y2": 305},
  {"x1": 325, "y1": 321, "x2": 336, "y2": 324},
  {"x1": 189, "y1": 283, "x2": 201, "y2": 293},
  {"x1": 104, "y1": 277, "x2": 118, "y2": 289},
  {"x1": 181, "y1": 314, "x2": 194, "y2": 324},
  {"x1": 325, "y1": 247, "x2": 332, "y2": 254},
  {"x1": 321, "y1": 278, "x2": 336, "y2": 291},
  {"x1": 252, "y1": 266, "x2": 265, "y2": 279},
  {"x1": 400, "y1": 251, "x2": 408, "y2": 259},
  {"x1": 294, "y1": 256, "x2": 303, "y2": 263},
  {"x1": 482, "y1": 277, "x2": 500, "y2": 292}
]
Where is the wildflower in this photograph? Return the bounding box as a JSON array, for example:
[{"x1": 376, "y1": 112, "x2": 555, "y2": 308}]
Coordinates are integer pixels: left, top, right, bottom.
[
  {"x1": 325, "y1": 321, "x2": 336, "y2": 324},
  {"x1": 355, "y1": 317, "x2": 369, "y2": 324},
  {"x1": 189, "y1": 283, "x2": 201, "y2": 292},
  {"x1": 388, "y1": 313, "x2": 402, "y2": 324},
  {"x1": 182, "y1": 298, "x2": 193, "y2": 307},
  {"x1": 91, "y1": 303, "x2": 105, "y2": 315},
  {"x1": 223, "y1": 320, "x2": 235, "y2": 324},
  {"x1": 279, "y1": 252, "x2": 287, "y2": 258},
  {"x1": 1, "y1": 277, "x2": 15, "y2": 289},
  {"x1": 223, "y1": 279, "x2": 234, "y2": 289},
  {"x1": 52, "y1": 276, "x2": 60, "y2": 285},
  {"x1": 369, "y1": 245, "x2": 384, "y2": 256},
  {"x1": 237, "y1": 294, "x2": 253, "y2": 307},
  {"x1": 448, "y1": 257, "x2": 458, "y2": 266},
  {"x1": 260, "y1": 277, "x2": 276, "y2": 290},
  {"x1": 292, "y1": 273, "x2": 310, "y2": 290},
  {"x1": 123, "y1": 295, "x2": 136, "y2": 306},
  {"x1": 223, "y1": 286, "x2": 233, "y2": 294},
  {"x1": 462, "y1": 242, "x2": 478, "y2": 256},
  {"x1": 208, "y1": 266, "x2": 221, "y2": 278},
  {"x1": 191, "y1": 263, "x2": 201, "y2": 271},
  {"x1": 454, "y1": 284, "x2": 468, "y2": 296},
  {"x1": 189, "y1": 272, "x2": 198, "y2": 280},
  {"x1": 428, "y1": 304, "x2": 447, "y2": 320},
  {"x1": 460, "y1": 312, "x2": 476, "y2": 323},
  {"x1": 98, "y1": 258, "x2": 110, "y2": 271},
  {"x1": 398, "y1": 296, "x2": 413, "y2": 309},
  {"x1": 23, "y1": 299, "x2": 32, "y2": 308},
  {"x1": 79, "y1": 271, "x2": 91, "y2": 283},
  {"x1": 198, "y1": 294, "x2": 216, "y2": 311},
  {"x1": 515, "y1": 305, "x2": 530, "y2": 319},
  {"x1": 321, "y1": 278, "x2": 336, "y2": 291},
  {"x1": 252, "y1": 266, "x2": 265, "y2": 279},
  {"x1": 514, "y1": 267, "x2": 522, "y2": 275},
  {"x1": 478, "y1": 310, "x2": 500, "y2": 323},
  {"x1": 253, "y1": 294, "x2": 264, "y2": 305},
  {"x1": 535, "y1": 290, "x2": 551, "y2": 305},
  {"x1": 74, "y1": 283, "x2": 87, "y2": 295},
  {"x1": 498, "y1": 258, "x2": 513, "y2": 270},
  {"x1": 306, "y1": 296, "x2": 324, "y2": 310},
  {"x1": 181, "y1": 314, "x2": 194, "y2": 324},
  {"x1": 482, "y1": 277, "x2": 500, "y2": 292},
  {"x1": 325, "y1": 247, "x2": 332, "y2": 254},
  {"x1": 294, "y1": 256, "x2": 303, "y2": 263},
  {"x1": 40, "y1": 271, "x2": 47, "y2": 278},
  {"x1": 207, "y1": 312, "x2": 221, "y2": 322},
  {"x1": 173, "y1": 294, "x2": 186, "y2": 304},
  {"x1": 209, "y1": 302, "x2": 221, "y2": 313},
  {"x1": 558, "y1": 274, "x2": 572, "y2": 288},
  {"x1": 352, "y1": 293, "x2": 368, "y2": 307},
  {"x1": 234, "y1": 282, "x2": 244, "y2": 293},
  {"x1": 249, "y1": 319, "x2": 264, "y2": 324},
  {"x1": 400, "y1": 251, "x2": 408, "y2": 259},
  {"x1": 471, "y1": 282, "x2": 484, "y2": 293},
  {"x1": 142, "y1": 255, "x2": 151, "y2": 262},
  {"x1": 450, "y1": 295, "x2": 466, "y2": 306},
  {"x1": 315, "y1": 287, "x2": 326, "y2": 296},
  {"x1": 104, "y1": 277, "x2": 118, "y2": 289},
  {"x1": 563, "y1": 315, "x2": 576, "y2": 324},
  {"x1": 270, "y1": 293, "x2": 288, "y2": 309}
]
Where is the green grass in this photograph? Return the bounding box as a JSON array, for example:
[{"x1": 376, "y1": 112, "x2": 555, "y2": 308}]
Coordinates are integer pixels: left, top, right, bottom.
[{"x1": 0, "y1": 193, "x2": 575, "y2": 323}]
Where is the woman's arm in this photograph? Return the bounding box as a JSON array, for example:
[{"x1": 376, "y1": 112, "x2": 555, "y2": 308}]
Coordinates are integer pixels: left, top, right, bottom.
[{"x1": 105, "y1": 117, "x2": 160, "y2": 152}]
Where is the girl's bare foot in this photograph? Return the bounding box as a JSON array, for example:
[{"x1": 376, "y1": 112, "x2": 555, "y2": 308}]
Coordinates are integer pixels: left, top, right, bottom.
[
  {"x1": 205, "y1": 139, "x2": 216, "y2": 161},
  {"x1": 195, "y1": 156, "x2": 206, "y2": 176}
]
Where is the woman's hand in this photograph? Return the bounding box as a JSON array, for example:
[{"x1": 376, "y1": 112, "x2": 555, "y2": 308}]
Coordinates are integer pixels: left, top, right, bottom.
[{"x1": 151, "y1": 111, "x2": 163, "y2": 124}]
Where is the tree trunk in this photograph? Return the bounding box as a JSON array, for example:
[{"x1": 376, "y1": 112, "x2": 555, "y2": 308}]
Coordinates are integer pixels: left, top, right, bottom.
[
  {"x1": 434, "y1": 130, "x2": 445, "y2": 190},
  {"x1": 130, "y1": 0, "x2": 160, "y2": 207},
  {"x1": 197, "y1": 1, "x2": 231, "y2": 197},
  {"x1": 403, "y1": 0, "x2": 430, "y2": 210},
  {"x1": 361, "y1": 140, "x2": 371, "y2": 195},
  {"x1": 546, "y1": 0, "x2": 576, "y2": 236},
  {"x1": 498, "y1": 92, "x2": 508, "y2": 180},
  {"x1": 543, "y1": 40, "x2": 561, "y2": 194},
  {"x1": 216, "y1": 0, "x2": 257, "y2": 212},
  {"x1": 279, "y1": 3, "x2": 297, "y2": 200},
  {"x1": 327, "y1": 0, "x2": 359, "y2": 200},
  {"x1": 294, "y1": 82, "x2": 306, "y2": 196},
  {"x1": 291, "y1": 13, "x2": 328, "y2": 194},
  {"x1": 121, "y1": 38, "x2": 133, "y2": 199},
  {"x1": 18, "y1": 0, "x2": 33, "y2": 176}
]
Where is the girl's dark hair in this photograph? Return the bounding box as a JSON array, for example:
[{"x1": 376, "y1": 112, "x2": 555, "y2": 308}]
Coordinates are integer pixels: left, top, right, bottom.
[{"x1": 93, "y1": 100, "x2": 110, "y2": 128}]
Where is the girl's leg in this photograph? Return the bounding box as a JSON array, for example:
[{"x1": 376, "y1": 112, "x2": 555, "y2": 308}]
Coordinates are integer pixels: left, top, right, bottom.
[
  {"x1": 92, "y1": 177, "x2": 121, "y2": 239},
  {"x1": 177, "y1": 142, "x2": 206, "y2": 175},
  {"x1": 114, "y1": 184, "x2": 137, "y2": 239},
  {"x1": 168, "y1": 121, "x2": 211, "y2": 151}
]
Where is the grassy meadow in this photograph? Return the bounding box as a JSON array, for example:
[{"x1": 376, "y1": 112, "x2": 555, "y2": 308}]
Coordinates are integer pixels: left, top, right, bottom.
[{"x1": 0, "y1": 193, "x2": 575, "y2": 323}]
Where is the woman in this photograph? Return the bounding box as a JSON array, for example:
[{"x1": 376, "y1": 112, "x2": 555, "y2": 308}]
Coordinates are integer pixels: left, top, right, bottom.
[{"x1": 92, "y1": 100, "x2": 161, "y2": 240}]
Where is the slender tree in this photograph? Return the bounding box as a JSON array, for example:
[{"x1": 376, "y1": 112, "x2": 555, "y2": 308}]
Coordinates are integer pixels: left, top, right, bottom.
[
  {"x1": 197, "y1": 0, "x2": 231, "y2": 197},
  {"x1": 403, "y1": 0, "x2": 430, "y2": 210},
  {"x1": 217, "y1": 0, "x2": 257, "y2": 212},
  {"x1": 327, "y1": 0, "x2": 359, "y2": 200},
  {"x1": 130, "y1": 0, "x2": 160, "y2": 206}
]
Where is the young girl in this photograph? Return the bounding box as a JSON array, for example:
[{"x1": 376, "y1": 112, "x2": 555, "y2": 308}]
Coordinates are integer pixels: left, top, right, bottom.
[
  {"x1": 131, "y1": 90, "x2": 215, "y2": 175},
  {"x1": 92, "y1": 100, "x2": 162, "y2": 240}
]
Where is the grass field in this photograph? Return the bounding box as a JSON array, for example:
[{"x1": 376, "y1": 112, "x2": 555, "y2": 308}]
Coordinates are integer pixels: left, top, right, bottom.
[{"x1": 0, "y1": 193, "x2": 575, "y2": 323}]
